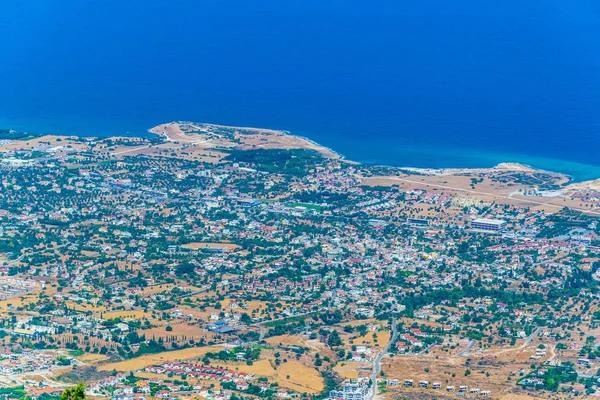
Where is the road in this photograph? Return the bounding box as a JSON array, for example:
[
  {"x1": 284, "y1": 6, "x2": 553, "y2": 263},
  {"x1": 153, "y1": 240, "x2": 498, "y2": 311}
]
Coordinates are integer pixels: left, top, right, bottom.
[
  {"x1": 174, "y1": 286, "x2": 210, "y2": 299},
  {"x1": 522, "y1": 327, "x2": 542, "y2": 348},
  {"x1": 5, "y1": 254, "x2": 24, "y2": 265},
  {"x1": 251, "y1": 311, "x2": 315, "y2": 341},
  {"x1": 4, "y1": 243, "x2": 69, "y2": 265},
  {"x1": 457, "y1": 340, "x2": 477, "y2": 356},
  {"x1": 112, "y1": 143, "x2": 158, "y2": 156},
  {"x1": 111, "y1": 136, "x2": 212, "y2": 156},
  {"x1": 417, "y1": 343, "x2": 438, "y2": 356},
  {"x1": 366, "y1": 319, "x2": 398, "y2": 400},
  {"x1": 494, "y1": 327, "x2": 542, "y2": 356}
]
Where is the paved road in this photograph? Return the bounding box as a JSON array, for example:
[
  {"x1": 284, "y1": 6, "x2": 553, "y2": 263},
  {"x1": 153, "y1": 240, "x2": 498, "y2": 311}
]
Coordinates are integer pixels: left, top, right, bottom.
[
  {"x1": 457, "y1": 340, "x2": 477, "y2": 357},
  {"x1": 417, "y1": 343, "x2": 438, "y2": 356},
  {"x1": 112, "y1": 144, "x2": 156, "y2": 156},
  {"x1": 457, "y1": 328, "x2": 541, "y2": 358},
  {"x1": 366, "y1": 319, "x2": 398, "y2": 400},
  {"x1": 5, "y1": 243, "x2": 69, "y2": 265},
  {"x1": 523, "y1": 327, "x2": 542, "y2": 347},
  {"x1": 494, "y1": 326, "x2": 542, "y2": 356},
  {"x1": 111, "y1": 139, "x2": 209, "y2": 157},
  {"x1": 251, "y1": 311, "x2": 315, "y2": 341},
  {"x1": 174, "y1": 286, "x2": 210, "y2": 299},
  {"x1": 5, "y1": 254, "x2": 24, "y2": 265}
]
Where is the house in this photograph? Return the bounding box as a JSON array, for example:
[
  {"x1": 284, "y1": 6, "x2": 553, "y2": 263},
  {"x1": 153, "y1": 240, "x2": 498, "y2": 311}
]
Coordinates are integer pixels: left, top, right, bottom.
[{"x1": 13, "y1": 328, "x2": 40, "y2": 339}]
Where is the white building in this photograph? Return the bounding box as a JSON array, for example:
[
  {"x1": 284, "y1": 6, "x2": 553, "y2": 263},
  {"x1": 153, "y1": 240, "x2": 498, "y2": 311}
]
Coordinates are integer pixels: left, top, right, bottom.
[{"x1": 471, "y1": 219, "x2": 506, "y2": 232}]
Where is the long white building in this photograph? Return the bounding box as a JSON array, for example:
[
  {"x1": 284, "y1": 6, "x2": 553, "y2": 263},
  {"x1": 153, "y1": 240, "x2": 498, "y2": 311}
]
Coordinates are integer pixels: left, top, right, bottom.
[{"x1": 471, "y1": 218, "x2": 506, "y2": 232}]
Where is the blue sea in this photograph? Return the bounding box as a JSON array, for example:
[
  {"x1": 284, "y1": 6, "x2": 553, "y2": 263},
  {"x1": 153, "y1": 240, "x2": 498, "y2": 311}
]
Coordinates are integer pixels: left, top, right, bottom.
[{"x1": 1, "y1": 0, "x2": 600, "y2": 181}]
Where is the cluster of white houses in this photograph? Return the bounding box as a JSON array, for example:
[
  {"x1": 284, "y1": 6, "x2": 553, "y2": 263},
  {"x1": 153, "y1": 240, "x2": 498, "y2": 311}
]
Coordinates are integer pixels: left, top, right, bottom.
[
  {"x1": 328, "y1": 380, "x2": 369, "y2": 400},
  {"x1": 387, "y1": 379, "x2": 492, "y2": 396}
]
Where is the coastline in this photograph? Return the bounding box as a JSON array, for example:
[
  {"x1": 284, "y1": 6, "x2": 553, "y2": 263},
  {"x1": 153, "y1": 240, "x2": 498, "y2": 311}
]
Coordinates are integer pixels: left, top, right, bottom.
[
  {"x1": 2, "y1": 120, "x2": 598, "y2": 185},
  {"x1": 148, "y1": 122, "x2": 600, "y2": 185},
  {"x1": 228, "y1": 125, "x2": 599, "y2": 184},
  {"x1": 235, "y1": 128, "x2": 594, "y2": 185},
  {"x1": 145, "y1": 123, "x2": 580, "y2": 181},
  {"x1": 266, "y1": 133, "x2": 577, "y2": 184},
  {"x1": 395, "y1": 162, "x2": 573, "y2": 183},
  {"x1": 293, "y1": 134, "x2": 345, "y2": 161}
]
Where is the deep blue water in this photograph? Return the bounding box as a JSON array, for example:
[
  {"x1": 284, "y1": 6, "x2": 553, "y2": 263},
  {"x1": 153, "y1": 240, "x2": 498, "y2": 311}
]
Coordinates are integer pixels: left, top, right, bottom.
[{"x1": 1, "y1": 0, "x2": 600, "y2": 181}]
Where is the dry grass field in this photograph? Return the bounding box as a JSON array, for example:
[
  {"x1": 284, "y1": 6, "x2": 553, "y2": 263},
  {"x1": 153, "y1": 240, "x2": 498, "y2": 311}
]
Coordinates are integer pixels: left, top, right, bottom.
[
  {"x1": 65, "y1": 301, "x2": 107, "y2": 313},
  {"x1": 181, "y1": 242, "x2": 240, "y2": 251},
  {"x1": 214, "y1": 359, "x2": 324, "y2": 394},
  {"x1": 98, "y1": 345, "x2": 224, "y2": 372},
  {"x1": 340, "y1": 319, "x2": 377, "y2": 327},
  {"x1": 138, "y1": 322, "x2": 210, "y2": 341},
  {"x1": 76, "y1": 353, "x2": 109, "y2": 363},
  {"x1": 138, "y1": 283, "x2": 177, "y2": 297},
  {"x1": 380, "y1": 336, "x2": 565, "y2": 400},
  {"x1": 265, "y1": 334, "x2": 308, "y2": 348},
  {"x1": 274, "y1": 360, "x2": 324, "y2": 394},
  {"x1": 333, "y1": 363, "x2": 361, "y2": 380},
  {"x1": 351, "y1": 330, "x2": 391, "y2": 349},
  {"x1": 100, "y1": 310, "x2": 152, "y2": 320}
]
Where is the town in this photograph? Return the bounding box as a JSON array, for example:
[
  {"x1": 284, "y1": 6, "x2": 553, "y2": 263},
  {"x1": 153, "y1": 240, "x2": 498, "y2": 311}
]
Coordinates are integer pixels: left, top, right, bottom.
[{"x1": 0, "y1": 122, "x2": 600, "y2": 399}]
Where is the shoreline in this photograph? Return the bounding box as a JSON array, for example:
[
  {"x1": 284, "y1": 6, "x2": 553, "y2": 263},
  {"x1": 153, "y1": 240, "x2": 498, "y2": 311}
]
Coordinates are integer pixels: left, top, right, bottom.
[
  {"x1": 393, "y1": 162, "x2": 573, "y2": 182},
  {"x1": 258, "y1": 130, "x2": 585, "y2": 185},
  {"x1": 274, "y1": 133, "x2": 577, "y2": 183},
  {"x1": 1, "y1": 121, "x2": 597, "y2": 185},
  {"x1": 293, "y1": 134, "x2": 346, "y2": 161},
  {"x1": 145, "y1": 123, "x2": 587, "y2": 183}
]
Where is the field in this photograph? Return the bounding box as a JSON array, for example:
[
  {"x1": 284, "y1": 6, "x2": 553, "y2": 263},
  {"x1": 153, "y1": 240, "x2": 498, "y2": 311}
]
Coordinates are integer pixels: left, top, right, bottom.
[
  {"x1": 273, "y1": 360, "x2": 324, "y2": 394},
  {"x1": 379, "y1": 331, "x2": 567, "y2": 400},
  {"x1": 100, "y1": 310, "x2": 152, "y2": 320},
  {"x1": 138, "y1": 322, "x2": 209, "y2": 341},
  {"x1": 64, "y1": 301, "x2": 107, "y2": 313},
  {"x1": 214, "y1": 359, "x2": 325, "y2": 394},
  {"x1": 138, "y1": 283, "x2": 177, "y2": 297},
  {"x1": 265, "y1": 334, "x2": 308, "y2": 348},
  {"x1": 333, "y1": 363, "x2": 361, "y2": 380},
  {"x1": 0, "y1": 286, "x2": 46, "y2": 311},
  {"x1": 97, "y1": 345, "x2": 224, "y2": 372},
  {"x1": 219, "y1": 298, "x2": 286, "y2": 316},
  {"x1": 349, "y1": 330, "x2": 391, "y2": 349},
  {"x1": 75, "y1": 353, "x2": 109, "y2": 363},
  {"x1": 181, "y1": 242, "x2": 240, "y2": 252}
]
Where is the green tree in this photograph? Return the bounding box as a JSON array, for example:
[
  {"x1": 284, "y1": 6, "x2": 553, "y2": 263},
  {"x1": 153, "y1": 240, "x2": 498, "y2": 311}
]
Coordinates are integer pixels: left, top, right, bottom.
[
  {"x1": 327, "y1": 330, "x2": 343, "y2": 347},
  {"x1": 61, "y1": 383, "x2": 86, "y2": 400}
]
